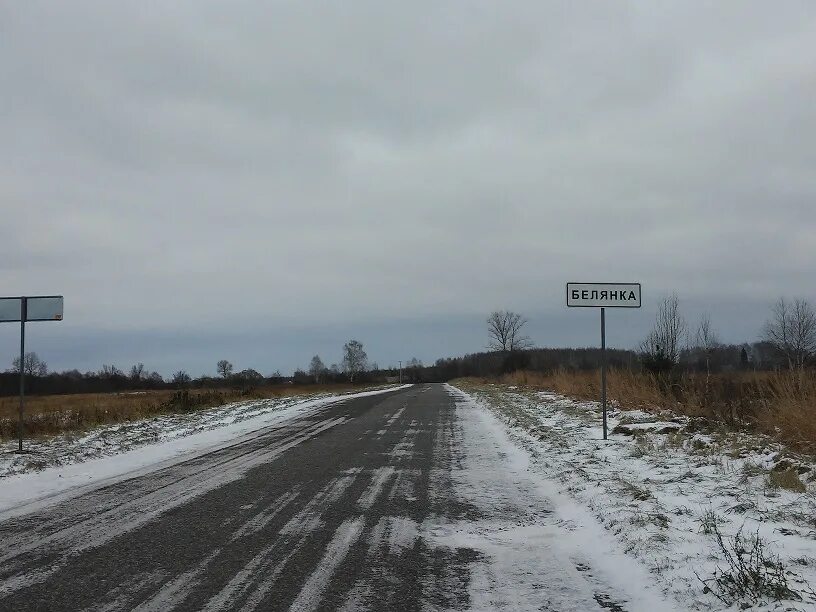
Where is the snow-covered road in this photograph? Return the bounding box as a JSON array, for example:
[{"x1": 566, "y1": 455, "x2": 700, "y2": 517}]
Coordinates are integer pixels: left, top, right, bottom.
[
  {"x1": 0, "y1": 383, "x2": 676, "y2": 611},
  {"x1": 443, "y1": 385, "x2": 673, "y2": 611}
]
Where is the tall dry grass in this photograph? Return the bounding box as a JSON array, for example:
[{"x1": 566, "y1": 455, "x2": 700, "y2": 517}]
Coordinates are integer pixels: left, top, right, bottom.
[
  {"x1": 0, "y1": 383, "x2": 367, "y2": 440},
  {"x1": 499, "y1": 369, "x2": 816, "y2": 454}
]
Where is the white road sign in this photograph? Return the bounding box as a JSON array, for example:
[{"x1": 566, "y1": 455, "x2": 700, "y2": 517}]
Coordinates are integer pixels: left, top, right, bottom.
[
  {"x1": 0, "y1": 298, "x2": 22, "y2": 322},
  {"x1": 0, "y1": 296, "x2": 64, "y2": 321},
  {"x1": 566, "y1": 283, "x2": 641, "y2": 308},
  {"x1": 26, "y1": 296, "x2": 64, "y2": 321}
]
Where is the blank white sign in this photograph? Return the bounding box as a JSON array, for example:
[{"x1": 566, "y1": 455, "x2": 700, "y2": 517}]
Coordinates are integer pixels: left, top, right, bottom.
[
  {"x1": 0, "y1": 298, "x2": 22, "y2": 322},
  {"x1": 0, "y1": 296, "x2": 63, "y2": 322},
  {"x1": 26, "y1": 296, "x2": 64, "y2": 321}
]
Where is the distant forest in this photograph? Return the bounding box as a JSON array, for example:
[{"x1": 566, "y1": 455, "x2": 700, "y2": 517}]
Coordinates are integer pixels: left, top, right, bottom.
[
  {"x1": 0, "y1": 341, "x2": 790, "y2": 397},
  {"x1": 2, "y1": 295, "x2": 812, "y2": 396}
]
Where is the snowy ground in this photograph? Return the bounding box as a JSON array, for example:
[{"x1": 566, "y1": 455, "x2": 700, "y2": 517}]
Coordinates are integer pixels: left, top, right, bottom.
[
  {"x1": 0, "y1": 385, "x2": 407, "y2": 516},
  {"x1": 4, "y1": 381, "x2": 814, "y2": 610},
  {"x1": 452, "y1": 381, "x2": 816, "y2": 611},
  {"x1": 441, "y1": 384, "x2": 676, "y2": 611}
]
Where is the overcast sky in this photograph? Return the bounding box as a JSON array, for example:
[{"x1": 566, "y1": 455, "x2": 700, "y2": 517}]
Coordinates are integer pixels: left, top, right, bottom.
[{"x1": 2, "y1": 1, "x2": 814, "y2": 376}]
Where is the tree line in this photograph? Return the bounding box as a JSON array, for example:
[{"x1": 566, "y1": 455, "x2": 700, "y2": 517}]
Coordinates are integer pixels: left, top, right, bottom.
[
  {"x1": 2, "y1": 297, "x2": 813, "y2": 396},
  {"x1": 0, "y1": 338, "x2": 399, "y2": 397},
  {"x1": 638, "y1": 295, "x2": 816, "y2": 375},
  {"x1": 415, "y1": 298, "x2": 816, "y2": 383}
]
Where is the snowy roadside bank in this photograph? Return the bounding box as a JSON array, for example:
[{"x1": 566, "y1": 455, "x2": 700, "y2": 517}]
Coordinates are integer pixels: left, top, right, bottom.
[
  {"x1": 450, "y1": 381, "x2": 816, "y2": 611},
  {"x1": 0, "y1": 385, "x2": 409, "y2": 516},
  {"x1": 442, "y1": 384, "x2": 678, "y2": 611}
]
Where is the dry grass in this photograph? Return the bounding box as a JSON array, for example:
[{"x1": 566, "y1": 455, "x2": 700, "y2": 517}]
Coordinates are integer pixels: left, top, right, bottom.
[
  {"x1": 0, "y1": 384, "x2": 369, "y2": 440},
  {"x1": 767, "y1": 469, "x2": 807, "y2": 493},
  {"x1": 494, "y1": 369, "x2": 816, "y2": 454}
]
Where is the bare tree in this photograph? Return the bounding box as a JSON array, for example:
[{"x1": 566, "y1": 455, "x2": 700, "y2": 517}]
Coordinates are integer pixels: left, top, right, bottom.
[
  {"x1": 692, "y1": 314, "x2": 720, "y2": 402},
  {"x1": 171, "y1": 370, "x2": 191, "y2": 387},
  {"x1": 487, "y1": 311, "x2": 533, "y2": 352},
  {"x1": 99, "y1": 364, "x2": 124, "y2": 378},
  {"x1": 641, "y1": 294, "x2": 686, "y2": 369},
  {"x1": 309, "y1": 355, "x2": 326, "y2": 383},
  {"x1": 695, "y1": 314, "x2": 720, "y2": 375},
  {"x1": 216, "y1": 359, "x2": 233, "y2": 379},
  {"x1": 11, "y1": 352, "x2": 47, "y2": 377},
  {"x1": 129, "y1": 363, "x2": 145, "y2": 381},
  {"x1": 341, "y1": 340, "x2": 367, "y2": 383},
  {"x1": 235, "y1": 369, "x2": 263, "y2": 385},
  {"x1": 763, "y1": 298, "x2": 816, "y2": 370}
]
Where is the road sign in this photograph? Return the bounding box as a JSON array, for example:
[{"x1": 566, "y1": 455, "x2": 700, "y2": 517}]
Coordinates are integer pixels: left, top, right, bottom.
[
  {"x1": 0, "y1": 296, "x2": 63, "y2": 321},
  {"x1": 566, "y1": 283, "x2": 641, "y2": 308},
  {"x1": 566, "y1": 282, "x2": 641, "y2": 440},
  {"x1": 0, "y1": 295, "x2": 64, "y2": 452},
  {"x1": 0, "y1": 298, "x2": 23, "y2": 322}
]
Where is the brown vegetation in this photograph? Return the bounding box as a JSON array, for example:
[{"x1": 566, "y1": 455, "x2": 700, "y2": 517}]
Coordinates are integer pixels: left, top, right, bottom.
[
  {"x1": 493, "y1": 368, "x2": 816, "y2": 454},
  {"x1": 0, "y1": 383, "x2": 369, "y2": 440},
  {"x1": 767, "y1": 468, "x2": 807, "y2": 493}
]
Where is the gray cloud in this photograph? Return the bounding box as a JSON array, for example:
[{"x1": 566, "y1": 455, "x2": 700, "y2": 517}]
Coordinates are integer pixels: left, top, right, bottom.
[{"x1": 1, "y1": 1, "x2": 814, "y2": 374}]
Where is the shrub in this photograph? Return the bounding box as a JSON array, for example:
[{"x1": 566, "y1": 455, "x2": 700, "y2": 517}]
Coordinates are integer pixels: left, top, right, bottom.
[
  {"x1": 698, "y1": 521, "x2": 800, "y2": 605},
  {"x1": 767, "y1": 469, "x2": 807, "y2": 493},
  {"x1": 498, "y1": 368, "x2": 816, "y2": 453}
]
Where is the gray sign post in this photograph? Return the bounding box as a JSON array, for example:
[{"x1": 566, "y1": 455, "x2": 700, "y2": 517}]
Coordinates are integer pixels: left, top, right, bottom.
[
  {"x1": 0, "y1": 295, "x2": 64, "y2": 452},
  {"x1": 566, "y1": 283, "x2": 641, "y2": 440}
]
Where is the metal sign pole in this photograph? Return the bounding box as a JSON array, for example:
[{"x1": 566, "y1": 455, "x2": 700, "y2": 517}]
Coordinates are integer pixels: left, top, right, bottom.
[
  {"x1": 601, "y1": 307, "x2": 607, "y2": 441},
  {"x1": 18, "y1": 297, "x2": 26, "y2": 453},
  {"x1": 566, "y1": 282, "x2": 641, "y2": 441},
  {"x1": 0, "y1": 294, "x2": 63, "y2": 453}
]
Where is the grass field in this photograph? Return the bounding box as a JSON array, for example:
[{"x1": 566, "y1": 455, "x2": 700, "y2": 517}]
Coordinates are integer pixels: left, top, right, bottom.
[
  {"x1": 0, "y1": 384, "x2": 372, "y2": 440},
  {"x1": 487, "y1": 368, "x2": 816, "y2": 454}
]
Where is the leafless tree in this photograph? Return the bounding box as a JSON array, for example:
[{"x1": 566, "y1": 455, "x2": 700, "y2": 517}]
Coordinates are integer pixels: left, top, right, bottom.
[
  {"x1": 763, "y1": 298, "x2": 816, "y2": 370},
  {"x1": 641, "y1": 294, "x2": 687, "y2": 366},
  {"x1": 342, "y1": 340, "x2": 367, "y2": 383},
  {"x1": 129, "y1": 363, "x2": 145, "y2": 381},
  {"x1": 487, "y1": 311, "x2": 533, "y2": 352},
  {"x1": 309, "y1": 355, "x2": 326, "y2": 383},
  {"x1": 692, "y1": 313, "x2": 720, "y2": 401},
  {"x1": 217, "y1": 359, "x2": 233, "y2": 379},
  {"x1": 99, "y1": 364, "x2": 124, "y2": 378},
  {"x1": 11, "y1": 352, "x2": 47, "y2": 376},
  {"x1": 235, "y1": 369, "x2": 263, "y2": 384},
  {"x1": 695, "y1": 314, "x2": 720, "y2": 375},
  {"x1": 172, "y1": 370, "x2": 191, "y2": 387}
]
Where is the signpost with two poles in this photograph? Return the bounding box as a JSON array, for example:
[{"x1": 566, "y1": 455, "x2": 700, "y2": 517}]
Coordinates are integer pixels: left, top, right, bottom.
[
  {"x1": 566, "y1": 283, "x2": 641, "y2": 440},
  {"x1": 0, "y1": 295, "x2": 64, "y2": 453}
]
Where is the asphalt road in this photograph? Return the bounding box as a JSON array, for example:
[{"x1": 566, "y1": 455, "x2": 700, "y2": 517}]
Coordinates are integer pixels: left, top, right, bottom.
[
  {"x1": 0, "y1": 384, "x2": 488, "y2": 611},
  {"x1": 0, "y1": 383, "x2": 646, "y2": 612}
]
